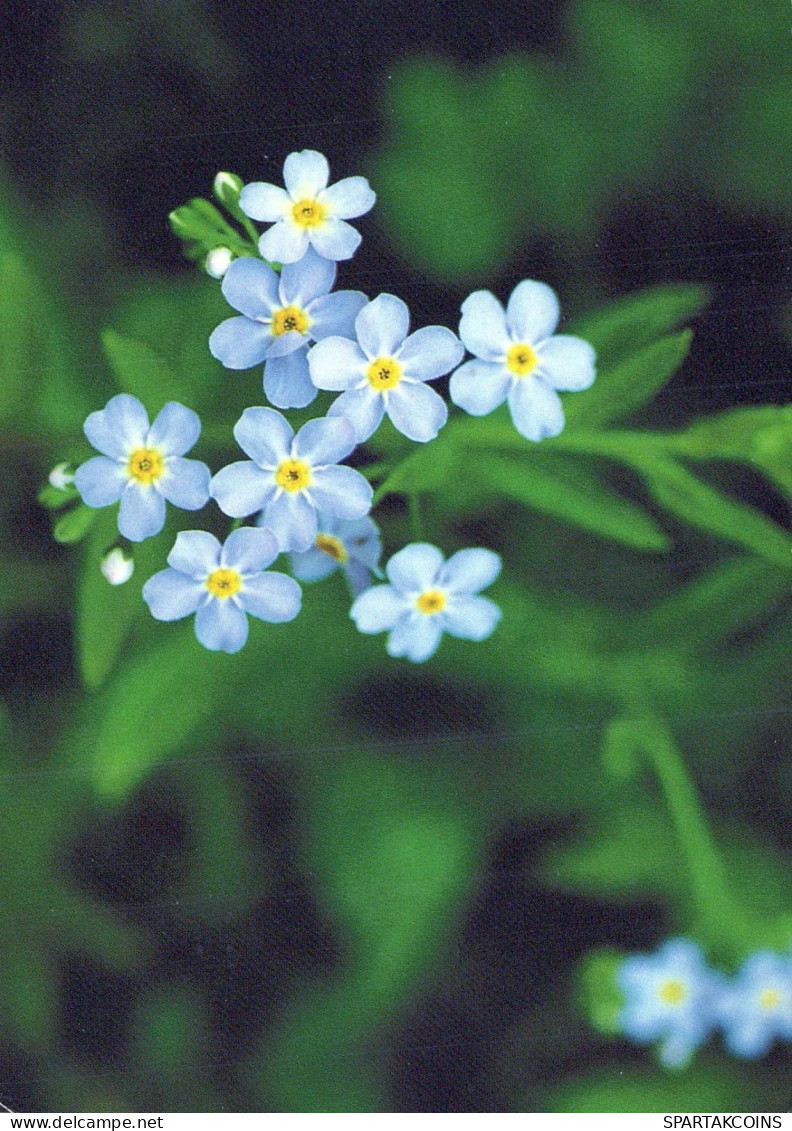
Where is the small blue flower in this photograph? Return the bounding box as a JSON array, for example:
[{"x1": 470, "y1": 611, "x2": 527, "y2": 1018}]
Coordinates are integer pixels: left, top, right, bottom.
[
  {"x1": 142, "y1": 527, "x2": 301, "y2": 654},
  {"x1": 240, "y1": 150, "x2": 376, "y2": 264},
  {"x1": 210, "y1": 408, "x2": 373, "y2": 553},
  {"x1": 617, "y1": 939, "x2": 723, "y2": 1069},
  {"x1": 290, "y1": 513, "x2": 382, "y2": 596},
  {"x1": 350, "y1": 542, "x2": 501, "y2": 663},
  {"x1": 308, "y1": 293, "x2": 464, "y2": 443},
  {"x1": 209, "y1": 247, "x2": 367, "y2": 409},
  {"x1": 449, "y1": 280, "x2": 596, "y2": 441},
  {"x1": 74, "y1": 394, "x2": 211, "y2": 542},
  {"x1": 715, "y1": 951, "x2": 792, "y2": 1058}
]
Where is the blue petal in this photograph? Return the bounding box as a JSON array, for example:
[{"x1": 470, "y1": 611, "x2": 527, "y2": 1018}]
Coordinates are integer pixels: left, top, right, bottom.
[
  {"x1": 211, "y1": 461, "x2": 276, "y2": 518},
  {"x1": 264, "y1": 350, "x2": 318, "y2": 410},
  {"x1": 158, "y1": 457, "x2": 210, "y2": 510},
  {"x1": 209, "y1": 316, "x2": 274, "y2": 369},
  {"x1": 233, "y1": 406, "x2": 293, "y2": 466},
  {"x1": 386, "y1": 381, "x2": 448, "y2": 442},
  {"x1": 142, "y1": 568, "x2": 206, "y2": 621},
  {"x1": 240, "y1": 182, "x2": 291, "y2": 222},
  {"x1": 537, "y1": 335, "x2": 596, "y2": 391},
  {"x1": 387, "y1": 613, "x2": 444, "y2": 663},
  {"x1": 84, "y1": 394, "x2": 149, "y2": 458},
  {"x1": 118, "y1": 484, "x2": 166, "y2": 541},
  {"x1": 438, "y1": 548, "x2": 501, "y2": 594},
  {"x1": 449, "y1": 359, "x2": 510, "y2": 416},
  {"x1": 221, "y1": 256, "x2": 280, "y2": 319},
  {"x1": 459, "y1": 291, "x2": 509, "y2": 362},
  {"x1": 355, "y1": 294, "x2": 409, "y2": 358},
  {"x1": 280, "y1": 245, "x2": 336, "y2": 306},
  {"x1": 74, "y1": 456, "x2": 125, "y2": 507},
  {"x1": 327, "y1": 386, "x2": 385, "y2": 443},
  {"x1": 264, "y1": 491, "x2": 317, "y2": 552},
  {"x1": 350, "y1": 586, "x2": 408, "y2": 633},
  {"x1": 506, "y1": 279, "x2": 560, "y2": 343},
  {"x1": 386, "y1": 543, "x2": 444, "y2": 594},
  {"x1": 290, "y1": 546, "x2": 338, "y2": 583},
  {"x1": 240, "y1": 571, "x2": 302, "y2": 622},
  {"x1": 222, "y1": 526, "x2": 279, "y2": 573},
  {"x1": 441, "y1": 595, "x2": 501, "y2": 641},
  {"x1": 507, "y1": 377, "x2": 565, "y2": 441},
  {"x1": 195, "y1": 599, "x2": 249, "y2": 653},
  {"x1": 167, "y1": 530, "x2": 221, "y2": 577},
  {"x1": 308, "y1": 336, "x2": 367, "y2": 391},
  {"x1": 397, "y1": 326, "x2": 464, "y2": 381},
  {"x1": 148, "y1": 402, "x2": 201, "y2": 455},
  {"x1": 308, "y1": 291, "x2": 369, "y2": 341},
  {"x1": 283, "y1": 150, "x2": 330, "y2": 197},
  {"x1": 321, "y1": 176, "x2": 376, "y2": 219},
  {"x1": 259, "y1": 222, "x2": 310, "y2": 265},
  {"x1": 294, "y1": 416, "x2": 356, "y2": 465},
  {"x1": 309, "y1": 219, "x2": 361, "y2": 261},
  {"x1": 307, "y1": 465, "x2": 372, "y2": 519}
]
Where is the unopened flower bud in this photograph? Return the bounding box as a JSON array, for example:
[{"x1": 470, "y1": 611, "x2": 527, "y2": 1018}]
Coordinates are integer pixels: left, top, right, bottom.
[
  {"x1": 48, "y1": 462, "x2": 74, "y2": 490},
  {"x1": 205, "y1": 247, "x2": 234, "y2": 279},
  {"x1": 100, "y1": 547, "x2": 134, "y2": 586},
  {"x1": 213, "y1": 172, "x2": 244, "y2": 206}
]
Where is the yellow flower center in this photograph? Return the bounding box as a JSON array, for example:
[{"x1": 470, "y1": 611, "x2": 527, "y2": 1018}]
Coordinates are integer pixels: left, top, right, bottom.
[
  {"x1": 759, "y1": 988, "x2": 781, "y2": 1010},
  {"x1": 271, "y1": 304, "x2": 311, "y2": 337},
  {"x1": 366, "y1": 356, "x2": 402, "y2": 391},
  {"x1": 127, "y1": 447, "x2": 165, "y2": 485},
  {"x1": 316, "y1": 533, "x2": 348, "y2": 563},
  {"x1": 292, "y1": 198, "x2": 326, "y2": 228},
  {"x1": 205, "y1": 568, "x2": 242, "y2": 599},
  {"x1": 657, "y1": 979, "x2": 687, "y2": 1005},
  {"x1": 416, "y1": 589, "x2": 447, "y2": 616},
  {"x1": 506, "y1": 342, "x2": 539, "y2": 378},
  {"x1": 275, "y1": 457, "x2": 312, "y2": 493}
]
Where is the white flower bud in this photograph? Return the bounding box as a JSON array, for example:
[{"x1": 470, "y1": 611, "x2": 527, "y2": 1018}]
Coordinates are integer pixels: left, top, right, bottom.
[
  {"x1": 48, "y1": 462, "x2": 74, "y2": 490},
  {"x1": 100, "y1": 547, "x2": 134, "y2": 586},
  {"x1": 205, "y1": 247, "x2": 234, "y2": 279}
]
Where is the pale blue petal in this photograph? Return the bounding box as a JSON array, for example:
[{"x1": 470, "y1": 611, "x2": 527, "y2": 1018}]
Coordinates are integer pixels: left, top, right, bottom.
[
  {"x1": 142, "y1": 569, "x2": 206, "y2": 621},
  {"x1": 341, "y1": 515, "x2": 382, "y2": 569},
  {"x1": 441, "y1": 595, "x2": 501, "y2": 641},
  {"x1": 74, "y1": 456, "x2": 126, "y2": 506},
  {"x1": 725, "y1": 1022, "x2": 772, "y2": 1060},
  {"x1": 221, "y1": 256, "x2": 280, "y2": 318},
  {"x1": 386, "y1": 381, "x2": 448, "y2": 442},
  {"x1": 283, "y1": 150, "x2": 330, "y2": 197},
  {"x1": 259, "y1": 222, "x2": 310, "y2": 265},
  {"x1": 264, "y1": 350, "x2": 318, "y2": 410},
  {"x1": 350, "y1": 585, "x2": 408, "y2": 633},
  {"x1": 387, "y1": 614, "x2": 443, "y2": 663},
  {"x1": 386, "y1": 543, "x2": 444, "y2": 594},
  {"x1": 438, "y1": 548, "x2": 502, "y2": 594},
  {"x1": 239, "y1": 182, "x2": 291, "y2": 222},
  {"x1": 222, "y1": 525, "x2": 279, "y2": 573},
  {"x1": 506, "y1": 279, "x2": 560, "y2": 343},
  {"x1": 459, "y1": 291, "x2": 509, "y2": 361},
  {"x1": 148, "y1": 402, "x2": 201, "y2": 455},
  {"x1": 294, "y1": 416, "x2": 355, "y2": 465},
  {"x1": 211, "y1": 461, "x2": 275, "y2": 517},
  {"x1": 537, "y1": 335, "x2": 596, "y2": 391},
  {"x1": 240, "y1": 571, "x2": 302, "y2": 622},
  {"x1": 233, "y1": 406, "x2": 293, "y2": 466},
  {"x1": 327, "y1": 386, "x2": 385, "y2": 443},
  {"x1": 280, "y1": 246, "x2": 335, "y2": 306},
  {"x1": 321, "y1": 176, "x2": 376, "y2": 218},
  {"x1": 356, "y1": 294, "x2": 409, "y2": 358},
  {"x1": 209, "y1": 316, "x2": 274, "y2": 369},
  {"x1": 449, "y1": 358, "x2": 510, "y2": 416},
  {"x1": 264, "y1": 491, "x2": 317, "y2": 552},
  {"x1": 84, "y1": 394, "x2": 149, "y2": 458},
  {"x1": 266, "y1": 330, "x2": 308, "y2": 359},
  {"x1": 508, "y1": 377, "x2": 565, "y2": 441},
  {"x1": 308, "y1": 291, "x2": 368, "y2": 341},
  {"x1": 309, "y1": 219, "x2": 361, "y2": 261},
  {"x1": 344, "y1": 560, "x2": 373, "y2": 596},
  {"x1": 195, "y1": 599, "x2": 249, "y2": 653},
  {"x1": 167, "y1": 530, "x2": 221, "y2": 577},
  {"x1": 290, "y1": 547, "x2": 338, "y2": 582},
  {"x1": 308, "y1": 465, "x2": 372, "y2": 518},
  {"x1": 308, "y1": 336, "x2": 367, "y2": 391},
  {"x1": 157, "y1": 457, "x2": 210, "y2": 510},
  {"x1": 398, "y1": 326, "x2": 464, "y2": 381},
  {"x1": 118, "y1": 485, "x2": 166, "y2": 541}
]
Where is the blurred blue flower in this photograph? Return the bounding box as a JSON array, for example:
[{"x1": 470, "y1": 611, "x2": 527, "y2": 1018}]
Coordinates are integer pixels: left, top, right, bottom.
[
  {"x1": 715, "y1": 951, "x2": 792, "y2": 1058},
  {"x1": 209, "y1": 247, "x2": 367, "y2": 409},
  {"x1": 350, "y1": 542, "x2": 501, "y2": 662},
  {"x1": 74, "y1": 394, "x2": 211, "y2": 542},
  {"x1": 143, "y1": 527, "x2": 301, "y2": 654},
  {"x1": 240, "y1": 150, "x2": 376, "y2": 264},
  {"x1": 449, "y1": 280, "x2": 596, "y2": 441},
  {"x1": 617, "y1": 938, "x2": 722, "y2": 1068},
  {"x1": 210, "y1": 408, "x2": 372, "y2": 553},
  {"x1": 308, "y1": 293, "x2": 463, "y2": 443},
  {"x1": 290, "y1": 513, "x2": 382, "y2": 596}
]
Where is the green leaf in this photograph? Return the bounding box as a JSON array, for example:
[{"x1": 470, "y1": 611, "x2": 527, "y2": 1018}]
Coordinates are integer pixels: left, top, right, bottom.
[
  {"x1": 568, "y1": 283, "x2": 709, "y2": 364},
  {"x1": 102, "y1": 328, "x2": 178, "y2": 405},
  {"x1": 477, "y1": 451, "x2": 670, "y2": 551},
  {"x1": 564, "y1": 329, "x2": 693, "y2": 430},
  {"x1": 38, "y1": 480, "x2": 78, "y2": 510},
  {"x1": 168, "y1": 196, "x2": 254, "y2": 258},
  {"x1": 547, "y1": 1065, "x2": 756, "y2": 1113},
  {"x1": 53, "y1": 504, "x2": 96, "y2": 544},
  {"x1": 577, "y1": 949, "x2": 623, "y2": 1035}
]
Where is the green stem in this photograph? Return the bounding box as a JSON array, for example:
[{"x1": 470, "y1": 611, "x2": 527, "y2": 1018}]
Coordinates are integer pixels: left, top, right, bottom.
[{"x1": 408, "y1": 494, "x2": 424, "y2": 542}]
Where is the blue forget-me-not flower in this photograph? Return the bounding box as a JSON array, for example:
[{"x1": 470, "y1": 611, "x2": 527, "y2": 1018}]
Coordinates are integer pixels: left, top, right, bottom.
[
  {"x1": 143, "y1": 527, "x2": 301, "y2": 654},
  {"x1": 209, "y1": 247, "x2": 367, "y2": 409},
  {"x1": 449, "y1": 280, "x2": 596, "y2": 441},
  {"x1": 74, "y1": 394, "x2": 211, "y2": 542},
  {"x1": 290, "y1": 513, "x2": 382, "y2": 596},
  {"x1": 714, "y1": 950, "x2": 792, "y2": 1059},
  {"x1": 308, "y1": 293, "x2": 464, "y2": 443},
  {"x1": 351, "y1": 542, "x2": 501, "y2": 663}
]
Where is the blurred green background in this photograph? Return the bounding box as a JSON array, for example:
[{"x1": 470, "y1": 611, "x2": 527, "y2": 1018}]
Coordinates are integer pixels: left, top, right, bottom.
[{"x1": 3, "y1": 0, "x2": 792, "y2": 1113}]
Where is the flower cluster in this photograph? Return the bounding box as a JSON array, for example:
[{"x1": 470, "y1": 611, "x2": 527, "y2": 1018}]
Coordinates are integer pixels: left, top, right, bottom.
[
  {"x1": 64, "y1": 149, "x2": 596, "y2": 655},
  {"x1": 616, "y1": 938, "x2": 792, "y2": 1067}
]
